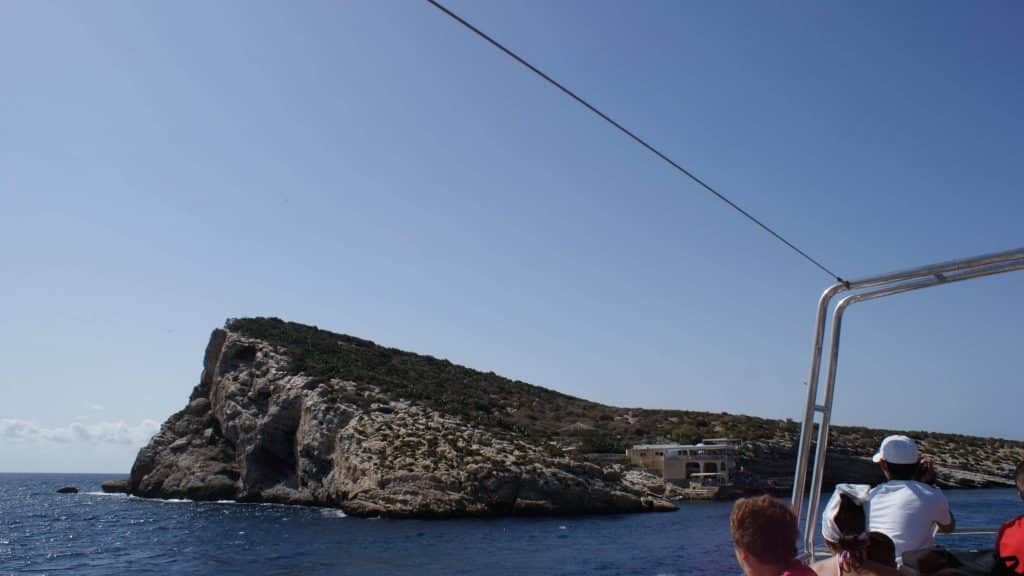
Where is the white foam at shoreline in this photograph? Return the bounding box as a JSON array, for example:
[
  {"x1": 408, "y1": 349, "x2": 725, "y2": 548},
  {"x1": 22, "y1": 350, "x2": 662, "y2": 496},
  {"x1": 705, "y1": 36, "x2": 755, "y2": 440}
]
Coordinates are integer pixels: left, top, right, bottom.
[
  {"x1": 82, "y1": 492, "x2": 348, "y2": 515},
  {"x1": 128, "y1": 495, "x2": 193, "y2": 504}
]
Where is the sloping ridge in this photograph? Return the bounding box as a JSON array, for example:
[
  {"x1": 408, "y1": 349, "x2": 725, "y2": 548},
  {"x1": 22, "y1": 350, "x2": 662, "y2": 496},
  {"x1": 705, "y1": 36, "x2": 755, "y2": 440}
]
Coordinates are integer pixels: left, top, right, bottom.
[
  {"x1": 226, "y1": 318, "x2": 1024, "y2": 490},
  {"x1": 127, "y1": 318, "x2": 1022, "y2": 517}
]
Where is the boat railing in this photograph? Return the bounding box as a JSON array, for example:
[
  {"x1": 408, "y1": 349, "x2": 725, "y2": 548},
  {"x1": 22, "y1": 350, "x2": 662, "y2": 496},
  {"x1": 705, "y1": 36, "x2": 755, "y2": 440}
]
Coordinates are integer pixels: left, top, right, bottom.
[
  {"x1": 937, "y1": 526, "x2": 1000, "y2": 536},
  {"x1": 797, "y1": 528, "x2": 1002, "y2": 564},
  {"x1": 790, "y1": 246, "x2": 1024, "y2": 561}
]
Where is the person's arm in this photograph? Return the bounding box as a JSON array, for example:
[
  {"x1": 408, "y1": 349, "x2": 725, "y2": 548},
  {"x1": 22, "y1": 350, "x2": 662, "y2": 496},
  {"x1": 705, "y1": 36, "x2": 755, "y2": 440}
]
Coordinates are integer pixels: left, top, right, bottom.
[
  {"x1": 920, "y1": 458, "x2": 955, "y2": 533},
  {"x1": 917, "y1": 457, "x2": 937, "y2": 485},
  {"x1": 936, "y1": 510, "x2": 955, "y2": 533},
  {"x1": 935, "y1": 493, "x2": 955, "y2": 533}
]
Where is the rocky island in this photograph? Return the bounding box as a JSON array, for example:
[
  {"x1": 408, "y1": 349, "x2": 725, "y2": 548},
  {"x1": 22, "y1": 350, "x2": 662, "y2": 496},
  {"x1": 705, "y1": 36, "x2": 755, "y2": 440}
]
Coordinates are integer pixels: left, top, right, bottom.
[
  {"x1": 127, "y1": 318, "x2": 678, "y2": 516},
  {"x1": 125, "y1": 318, "x2": 1023, "y2": 517}
]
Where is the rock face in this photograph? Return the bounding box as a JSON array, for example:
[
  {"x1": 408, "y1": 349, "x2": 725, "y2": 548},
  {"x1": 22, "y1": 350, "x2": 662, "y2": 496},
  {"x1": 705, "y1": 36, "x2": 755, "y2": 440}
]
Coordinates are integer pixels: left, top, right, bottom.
[
  {"x1": 738, "y1": 434, "x2": 1017, "y2": 493},
  {"x1": 129, "y1": 325, "x2": 675, "y2": 516}
]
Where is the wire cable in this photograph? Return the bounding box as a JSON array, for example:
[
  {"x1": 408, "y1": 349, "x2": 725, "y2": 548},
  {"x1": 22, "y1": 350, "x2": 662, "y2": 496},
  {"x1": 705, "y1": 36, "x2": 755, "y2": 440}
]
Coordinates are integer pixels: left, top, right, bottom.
[{"x1": 425, "y1": 0, "x2": 845, "y2": 284}]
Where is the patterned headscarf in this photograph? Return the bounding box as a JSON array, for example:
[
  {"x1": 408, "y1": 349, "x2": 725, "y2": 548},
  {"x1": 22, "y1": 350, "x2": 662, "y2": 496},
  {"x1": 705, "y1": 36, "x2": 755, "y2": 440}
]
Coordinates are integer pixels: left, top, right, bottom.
[{"x1": 821, "y1": 483, "x2": 871, "y2": 544}]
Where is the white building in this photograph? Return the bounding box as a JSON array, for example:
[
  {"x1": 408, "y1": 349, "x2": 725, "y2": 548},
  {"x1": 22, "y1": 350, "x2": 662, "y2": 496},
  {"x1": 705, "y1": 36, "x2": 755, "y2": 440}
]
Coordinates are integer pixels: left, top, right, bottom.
[{"x1": 626, "y1": 441, "x2": 737, "y2": 484}]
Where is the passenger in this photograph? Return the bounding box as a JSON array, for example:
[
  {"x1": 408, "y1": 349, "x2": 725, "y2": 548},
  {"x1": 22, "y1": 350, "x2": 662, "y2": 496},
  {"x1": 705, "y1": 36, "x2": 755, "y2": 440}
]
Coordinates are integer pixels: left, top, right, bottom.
[
  {"x1": 867, "y1": 435, "x2": 955, "y2": 566},
  {"x1": 865, "y1": 532, "x2": 897, "y2": 569},
  {"x1": 998, "y1": 516, "x2": 1024, "y2": 575},
  {"x1": 994, "y1": 461, "x2": 1024, "y2": 575},
  {"x1": 730, "y1": 495, "x2": 817, "y2": 576},
  {"x1": 810, "y1": 484, "x2": 898, "y2": 576}
]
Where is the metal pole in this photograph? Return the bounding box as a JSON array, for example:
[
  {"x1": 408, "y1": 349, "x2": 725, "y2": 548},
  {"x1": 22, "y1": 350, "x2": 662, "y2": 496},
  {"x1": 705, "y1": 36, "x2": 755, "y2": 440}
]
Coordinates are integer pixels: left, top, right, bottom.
[
  {"x1": 861, "y1": 261, "x2": 1024, "y2": 304},
  {"x1": 802, "y1": 296, "x2": 851, "y2": 558},
  {"x1": 844, "y1": 247, "x2": 1024, "y2": 291},
  {"x1": 791, "y1": 283, "x2": 844, "y2": 518}
]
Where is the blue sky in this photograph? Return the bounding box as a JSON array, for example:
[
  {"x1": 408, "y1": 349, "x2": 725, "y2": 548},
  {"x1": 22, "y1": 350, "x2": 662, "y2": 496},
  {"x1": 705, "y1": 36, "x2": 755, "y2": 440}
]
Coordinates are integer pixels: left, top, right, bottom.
[{"x1": 2, "y1": 1, "x2": 1022, "y2": 473}]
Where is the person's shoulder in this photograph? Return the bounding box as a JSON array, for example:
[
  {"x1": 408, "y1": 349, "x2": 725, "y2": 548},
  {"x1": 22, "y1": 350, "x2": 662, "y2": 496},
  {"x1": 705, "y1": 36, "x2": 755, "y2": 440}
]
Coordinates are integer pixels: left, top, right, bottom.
[
  {"x1": 902, "y1": 481, "x2": 950, "y2": 511},
  {"x1": 869, "y1": 480, "x2": 905, "y2": 497},
  {"x1": 996, "y1": 513, "x2": 1024, "y2": 569},
  {"x1": 861, "y1": 561, "x2": 900, "y2": 576},
  {"x1": 909, "y1": 481, "x2": 947, "y2": 499},
  {"x1": 782, "y1": 562, "x2": 819, "y2": 576},
  {"x1": 868, "y1": 481, "x2": 894, "y2": 496},
  {"x1": 809, "y1": 558, "x2": 835, "y2": 576}
]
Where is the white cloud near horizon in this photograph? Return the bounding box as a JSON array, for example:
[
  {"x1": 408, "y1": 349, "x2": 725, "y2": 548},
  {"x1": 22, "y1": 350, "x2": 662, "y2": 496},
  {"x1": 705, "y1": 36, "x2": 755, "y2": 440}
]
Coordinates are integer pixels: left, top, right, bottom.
[{"x1": 0, "y1": 418, "x2": 160, "y2": 446}]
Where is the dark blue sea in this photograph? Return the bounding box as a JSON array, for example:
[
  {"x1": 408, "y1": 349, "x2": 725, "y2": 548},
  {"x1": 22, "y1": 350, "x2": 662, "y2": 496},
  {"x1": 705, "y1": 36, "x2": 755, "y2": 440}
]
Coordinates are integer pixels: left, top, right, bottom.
[{"x1": 2, "y1": 474, "x2": 1021, "y2": 575}]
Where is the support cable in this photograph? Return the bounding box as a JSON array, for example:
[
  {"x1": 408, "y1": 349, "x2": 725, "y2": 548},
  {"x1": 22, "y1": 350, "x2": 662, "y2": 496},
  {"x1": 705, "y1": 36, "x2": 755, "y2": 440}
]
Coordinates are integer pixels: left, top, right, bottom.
[{"x1": 425, "y1": 0, "x2": 845, "y2": 284}]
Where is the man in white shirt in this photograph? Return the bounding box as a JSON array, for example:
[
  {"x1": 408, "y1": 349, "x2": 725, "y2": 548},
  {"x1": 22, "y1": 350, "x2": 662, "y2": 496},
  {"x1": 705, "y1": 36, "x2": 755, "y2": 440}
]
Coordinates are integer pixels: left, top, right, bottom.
[{"x1": 867, "y1": 435, "x2": 955, "y2": 566}]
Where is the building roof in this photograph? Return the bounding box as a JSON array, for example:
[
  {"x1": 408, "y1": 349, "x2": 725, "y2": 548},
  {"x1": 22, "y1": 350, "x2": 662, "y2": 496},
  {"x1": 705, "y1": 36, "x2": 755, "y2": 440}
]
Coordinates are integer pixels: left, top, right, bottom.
[{"x1": 630, "y1": 443, "x2": 736, "y2": 451}]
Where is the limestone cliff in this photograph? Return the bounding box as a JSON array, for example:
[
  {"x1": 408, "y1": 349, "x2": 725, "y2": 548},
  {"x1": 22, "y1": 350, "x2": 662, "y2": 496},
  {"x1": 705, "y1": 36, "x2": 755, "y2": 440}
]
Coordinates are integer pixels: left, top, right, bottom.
[{"x1": 129, "y1": 323, "x2": 676, "y2": 516}]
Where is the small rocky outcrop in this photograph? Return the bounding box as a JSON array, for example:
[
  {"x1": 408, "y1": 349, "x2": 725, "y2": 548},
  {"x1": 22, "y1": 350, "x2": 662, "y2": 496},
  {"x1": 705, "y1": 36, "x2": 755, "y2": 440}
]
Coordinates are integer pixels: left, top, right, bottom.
[
  {"x1": 127, "y1": 323, "x2": 675, "y2": 516},
  {"x1": 101, "y1": 479, "x2": 130, "y2": 494},
  {"x1": 620, "y1": 470, "x2": 690, "y2": 500},
  {"x1": 56, "y1": 486, "x2": 79, "y2": 494}
]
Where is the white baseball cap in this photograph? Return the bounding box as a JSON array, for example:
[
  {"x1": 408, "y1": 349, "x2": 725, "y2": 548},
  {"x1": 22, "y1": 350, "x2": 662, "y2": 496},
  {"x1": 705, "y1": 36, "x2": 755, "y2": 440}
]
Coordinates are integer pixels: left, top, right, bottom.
[{"x1": 872, "y1": 434, "x2": 920, "y2": 464}]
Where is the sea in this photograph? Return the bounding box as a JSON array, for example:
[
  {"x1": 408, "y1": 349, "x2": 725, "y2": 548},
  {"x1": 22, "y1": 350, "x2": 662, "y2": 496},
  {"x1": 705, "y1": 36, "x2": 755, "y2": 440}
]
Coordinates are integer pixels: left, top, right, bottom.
[{"x1": 2, "y1": 474, "x2": 1021, "y2": 576}]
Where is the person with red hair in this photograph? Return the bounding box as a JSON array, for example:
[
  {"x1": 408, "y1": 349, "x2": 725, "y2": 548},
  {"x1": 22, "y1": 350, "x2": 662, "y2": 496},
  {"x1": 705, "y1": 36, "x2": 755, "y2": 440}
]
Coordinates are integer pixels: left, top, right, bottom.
[{"x1": 730, "y1": 495, "x2": 817, "y2": 576}]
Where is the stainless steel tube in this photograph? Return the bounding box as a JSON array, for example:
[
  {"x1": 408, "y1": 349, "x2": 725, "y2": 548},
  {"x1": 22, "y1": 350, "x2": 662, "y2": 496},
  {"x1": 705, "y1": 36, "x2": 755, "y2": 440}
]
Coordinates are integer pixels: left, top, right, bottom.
[
  {"x1": 802, "y1": 295, "x2": 852, "y2": 558},
  {"x1": 844, "y1": 247, "x2": 1024, "y2": 291},
  {"x1": 791, "y1": 283, "x2": 845, "y2": 518},
  {"x1": 844, "y1": 260, "x2": 1024, "y2": 307}
]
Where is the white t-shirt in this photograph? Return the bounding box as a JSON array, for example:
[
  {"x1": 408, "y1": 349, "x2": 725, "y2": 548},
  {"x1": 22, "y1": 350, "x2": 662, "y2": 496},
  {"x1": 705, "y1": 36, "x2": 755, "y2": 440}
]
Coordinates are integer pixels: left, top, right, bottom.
[{"x1": 868, "y1": 480, "x2": 952, "y2": 564}]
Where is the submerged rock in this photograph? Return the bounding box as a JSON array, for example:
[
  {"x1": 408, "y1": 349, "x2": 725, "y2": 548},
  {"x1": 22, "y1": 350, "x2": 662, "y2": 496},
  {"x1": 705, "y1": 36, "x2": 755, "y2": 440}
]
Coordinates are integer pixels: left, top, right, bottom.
[
  {"x1": 129, "y1": 321, "x2": 675, "y2": 517},
  {"x1": 56, "y1": 486, "x2": 79, "y2": 494}
]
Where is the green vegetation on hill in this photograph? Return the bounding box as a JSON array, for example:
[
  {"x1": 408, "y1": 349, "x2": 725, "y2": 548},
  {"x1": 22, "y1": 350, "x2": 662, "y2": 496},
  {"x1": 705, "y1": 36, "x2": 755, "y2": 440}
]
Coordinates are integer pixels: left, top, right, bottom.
[
  {"x1": 228, "y1": 317, "x2": 1022, "y2": 481},
  {"x1": 228, "y1": 317, "x2": 578, "y2": 437}
]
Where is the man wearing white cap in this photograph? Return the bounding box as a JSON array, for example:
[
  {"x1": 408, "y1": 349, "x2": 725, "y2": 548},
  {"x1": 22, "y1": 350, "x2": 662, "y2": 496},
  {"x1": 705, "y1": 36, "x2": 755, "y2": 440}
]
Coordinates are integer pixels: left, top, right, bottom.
[{"x1": 867, "y1": 434, "x2": 955, "y2": 566}]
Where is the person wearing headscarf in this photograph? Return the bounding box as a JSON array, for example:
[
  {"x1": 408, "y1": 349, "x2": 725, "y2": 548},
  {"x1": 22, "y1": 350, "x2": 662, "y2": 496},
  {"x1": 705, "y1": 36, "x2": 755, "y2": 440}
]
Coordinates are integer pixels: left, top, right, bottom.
[{"x1": 811, "y1": 484, "x2": 898, "y2": 576}]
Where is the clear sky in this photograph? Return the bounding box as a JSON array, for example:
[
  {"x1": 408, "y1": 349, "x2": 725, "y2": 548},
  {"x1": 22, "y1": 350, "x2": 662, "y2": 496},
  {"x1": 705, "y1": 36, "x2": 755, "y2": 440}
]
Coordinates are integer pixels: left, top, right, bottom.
[{"x1": 2, "y1": 1, "x2": 1022, "y2": 473}]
